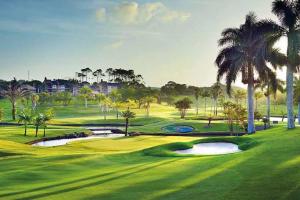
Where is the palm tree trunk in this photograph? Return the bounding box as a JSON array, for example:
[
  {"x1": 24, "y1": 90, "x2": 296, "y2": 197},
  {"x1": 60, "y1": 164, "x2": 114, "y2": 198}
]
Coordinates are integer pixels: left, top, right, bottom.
[
  {"x1": 24, "y1": 123, "x2": 27, "y2": 136},
  {"x1": 146, "y1": 106, "x2": 149, "y2": 117},
  {"x1": 125, "y1": 118, "x2": 129, "y2": 136},
  {"x1": 297, "y1": 102, "x2": 300, "y2": 125},
  {"x1": 12, "y1": 102, "x2": 16, "y2": 121},
  {"x1": 267, "y1": 95, "x2": 271, "y2": 128},
  {"x1": 247, "y1": 80, "x2": 255, "y2": 134},
  {"x1": 196, "y1": 99, "x2": 199, "y2": 116},
  {"x1": 286, "y1": 66, "x2": 295, "y2": 129},
  {"x1": 85, "y1": 98, "x2": 88, "y2": 108},
  {"x1": 215, "y1": 99, "x2": 218, "y2": 116},
  {"x1": 43, "y1": 127, "x2": 46, "y2": 137},
  {"x1": 204, "y1": 98, "x2": 207, "y2": 114},
  {"x1": 35, "y1": 126, "x2": 38, "y2": 137}
]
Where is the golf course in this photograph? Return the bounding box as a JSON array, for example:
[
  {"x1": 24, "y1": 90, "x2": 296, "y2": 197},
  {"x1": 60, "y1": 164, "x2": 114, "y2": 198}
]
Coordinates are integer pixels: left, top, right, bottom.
[{"x1": 2, "y1": 0, "x2": 300, "y2": 199}]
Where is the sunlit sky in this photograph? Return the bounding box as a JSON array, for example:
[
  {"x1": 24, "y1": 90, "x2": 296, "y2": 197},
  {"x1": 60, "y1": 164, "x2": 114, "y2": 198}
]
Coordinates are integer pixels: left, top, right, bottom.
[{"x1": 0, "y1": 0, "x2": 288, "y2": 87}]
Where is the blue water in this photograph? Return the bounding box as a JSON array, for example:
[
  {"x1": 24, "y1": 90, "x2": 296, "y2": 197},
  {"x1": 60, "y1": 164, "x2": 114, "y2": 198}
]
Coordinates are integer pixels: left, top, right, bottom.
[{"x1": 162, "y1": 125, "x2": 194, "y2": 133}]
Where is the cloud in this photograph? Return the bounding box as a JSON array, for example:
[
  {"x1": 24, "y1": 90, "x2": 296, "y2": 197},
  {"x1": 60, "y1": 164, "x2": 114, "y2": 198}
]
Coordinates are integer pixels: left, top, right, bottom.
[
  {"x1": 109, "y1": 40, "x2": 124, "y2": 49},
  {"x1": 96, "y1": 8, "x2": 106, "y2": 22},
  {"x1": 96, "y1": 2, "x2": 191, "y2": 25}
]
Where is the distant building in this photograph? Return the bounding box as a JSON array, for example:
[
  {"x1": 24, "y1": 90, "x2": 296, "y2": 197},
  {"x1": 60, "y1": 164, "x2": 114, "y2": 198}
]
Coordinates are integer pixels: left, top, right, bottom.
[
  {"x1": 91, "y1": 81, "x2": 121, "y2": 95},
  {"x1": 42, "y1": 78, "x2": 78, "y2": 94}
]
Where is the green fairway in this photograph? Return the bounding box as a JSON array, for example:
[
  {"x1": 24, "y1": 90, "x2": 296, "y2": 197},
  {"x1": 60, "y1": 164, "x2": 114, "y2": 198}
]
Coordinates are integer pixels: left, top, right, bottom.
[{"x1": 0, "y1": 125, "x2": 300, "y2": 199}]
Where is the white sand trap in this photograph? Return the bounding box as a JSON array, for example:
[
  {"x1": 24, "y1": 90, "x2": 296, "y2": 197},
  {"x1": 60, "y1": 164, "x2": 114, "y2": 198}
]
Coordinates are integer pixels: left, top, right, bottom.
[
  {"x1": 32, "y1": 134, "x2": 124, "y2": 147},
  {"x1": 174, "y1": 142, "x2": 241, "y2": 155}
]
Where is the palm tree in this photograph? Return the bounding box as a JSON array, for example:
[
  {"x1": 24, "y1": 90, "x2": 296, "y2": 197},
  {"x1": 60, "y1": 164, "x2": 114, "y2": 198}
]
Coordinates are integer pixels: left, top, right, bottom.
[
  {"x1": 142, "y1": 96, "x2": 156, "y2": 117},
  {"x1": 201, "y1": 89, "x2": 210, "y2": 114},
  {"x1": 211, "y1": 82, "x2": 222, "y2": 116},
  {"x1": 256, "y1": 72, "x2": 284, "y2": 126},
  {"x1": 76, "y1": 72, "x2": 86, "y2": 82},
  {"x1": 79, "y1": 86, "x2": 93, "y2": 108},
  {"x1": 41, "y1": 109, "x2": 54, "y2": 137},
  {"x1": 34, "y1": 113, "x2": 44, "y2": 137},
  {"x1": 294, "y1": 76, "x2": 300, "y2": 124},
  {"x1": 255, "y1": 91, "x2": 264, "y2": 111},
  {"x1": 1, "y1": 78, "x2": 30, "y2": 120},
  {"x1": 18, "y1": 108, "x2": 32, "y2": 136},
  {"x1": 194, "y1": 88, "x2": 201, "y2": 116},
  {"x1": 216, "y1": 13, "x2": 285, "y2": 133},
  {"x1": 106, "y1": 68, "x2": 114, "y2": 82},
  {"x1": 271, "y1": 0, "x2": 300, "y2": 129},
  {"x1": 102, "y1": 97, "x2": 112, "y2": 120},
  {"x1": 31, "y1": 94, "x2": 39, "y2": 110},
  {"x1": 93, "y1": 69, "x2": 105, "y2": 83},
  {"x1": 81, "y1": 68, "x2": 92, "y2": 82},
  {"x1": 233, "y1": 89, "x2": 246, "y2": 105},
  {"x1": 121, "y1": 109, "x2": 136, "y2": 136},
  {"x1": 109, "y1": 90, "x2": 121, "y2": 118}
]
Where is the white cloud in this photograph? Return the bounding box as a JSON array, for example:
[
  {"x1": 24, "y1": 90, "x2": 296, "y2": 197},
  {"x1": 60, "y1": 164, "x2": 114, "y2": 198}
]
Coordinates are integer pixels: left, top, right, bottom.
[
  {"x1": 109, "y1": 40, "x2": 124, "y2": 49},
  {"x1": 96, "y1": 8, "x2": 106, "y2": 22},
  {"x1": 96, "y1": 1, "x2": 191, "y2": 25}
]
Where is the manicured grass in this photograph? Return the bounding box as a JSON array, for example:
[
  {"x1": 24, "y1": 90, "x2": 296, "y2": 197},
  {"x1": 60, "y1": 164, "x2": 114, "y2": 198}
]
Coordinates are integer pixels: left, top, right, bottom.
[
  {"x1": 0, "y1": 125, "x2": 300, "y2": 199},
  {"x1": 143, "y1": 136, "x2": 257, "y2": 157},
  {"x1": 0, "y1": 125, "x2": 87, "y2": 143},
  {"x1": 0, "y1": 98, "x2": 292, "y2": 124}
]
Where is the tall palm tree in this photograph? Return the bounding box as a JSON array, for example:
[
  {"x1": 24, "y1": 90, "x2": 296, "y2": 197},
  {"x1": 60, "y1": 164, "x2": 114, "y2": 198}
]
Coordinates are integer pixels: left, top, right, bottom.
[
  {"x1": 76, "y1": 72, "x2": 86, "y2": 82},
  {"x1": 271, "y1": 0, "x2": 300, "y2": 129},
  {"x1": 233, "y1": 89, "x2": 246, "y2": 105},
  {"x1": 255, "y1": 91, "x2": 264, "y2": 111},
  {"x1": 18, "y1": 108, "x2": 32, "y2": 136},
  {"x1": 256, "y1": 72, "x2": 284, "y2": 126},
  {"x1": 1, "y1": 78, "x2": 30, "y2": 120},
  {"x1": 216, "y1": 13, "x2": 284, "y2": 133},
  {"x1": 201, "y1": 89, "x2": 210, "y2": 114},
  {"x1": 121, "y1": 109, "x2": 136, "y2": 136},
  {"x1": 211, "y1": 82, "x2": 222, "y2": 116},
  {"x1": 93, "y1": 69, "x2": 105, "y2": 83},
  {"x1": 81, "y1": 68, "x2": 92, "y2": 82},
  {"x1": 194, "y1": 88, "x2": 201, "y2": 116},
  {"x1": 294, "y1": 76, "x2": 300, "y2": 124}
]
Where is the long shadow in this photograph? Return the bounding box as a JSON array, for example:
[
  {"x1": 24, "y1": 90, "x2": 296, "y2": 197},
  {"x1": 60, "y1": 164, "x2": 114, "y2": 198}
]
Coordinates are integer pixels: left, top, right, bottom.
[
  {"x1": 8, "y1": 159, "x2": 178, "y2": 200},
  {"x1": 87, "y1": 154, "x2": 250, "y2": 200},
  {"x1": 0, "y1": 162, "x2": 150, "y2": 198}
]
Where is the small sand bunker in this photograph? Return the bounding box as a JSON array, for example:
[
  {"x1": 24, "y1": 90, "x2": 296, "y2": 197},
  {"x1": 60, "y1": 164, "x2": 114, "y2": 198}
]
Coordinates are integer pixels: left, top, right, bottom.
[{"x1": 174, "y1": 142, "x2": 241, "y2": 155}]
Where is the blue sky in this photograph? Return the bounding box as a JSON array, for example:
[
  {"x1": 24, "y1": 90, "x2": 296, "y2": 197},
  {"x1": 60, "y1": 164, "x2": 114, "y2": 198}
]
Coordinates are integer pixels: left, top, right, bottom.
[{"x1": 0, "y1": 0, "x2": 280, "y2": 87}]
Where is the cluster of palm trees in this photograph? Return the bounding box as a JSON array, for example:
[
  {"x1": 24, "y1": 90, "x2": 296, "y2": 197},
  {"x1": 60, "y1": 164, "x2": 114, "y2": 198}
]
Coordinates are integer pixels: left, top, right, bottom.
[
  {"x1": 76, "y1": 67, "x2": 143, "y2": 84},
  {"x1": 216, "y1": 0, "x2": 300, "y2": 133},
  {"x1": 18, "y1": 108, "x2": 53, "y2": 137}
]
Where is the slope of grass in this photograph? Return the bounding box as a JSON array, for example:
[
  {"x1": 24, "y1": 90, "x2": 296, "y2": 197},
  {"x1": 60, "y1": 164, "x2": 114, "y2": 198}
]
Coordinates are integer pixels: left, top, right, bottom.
[{"x1": 0, "y1": 125, "x2": 300, "y2": 199}]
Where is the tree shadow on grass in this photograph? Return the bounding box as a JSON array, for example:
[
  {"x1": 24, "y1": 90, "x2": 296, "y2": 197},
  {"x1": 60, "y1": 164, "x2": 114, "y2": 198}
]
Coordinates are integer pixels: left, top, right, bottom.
[
  {"x1": 85, "y1": 154, "x2": 251, "y2": 200},
  {"x1": 4, "y1": 159, "x2": 178, "y2": 200}
]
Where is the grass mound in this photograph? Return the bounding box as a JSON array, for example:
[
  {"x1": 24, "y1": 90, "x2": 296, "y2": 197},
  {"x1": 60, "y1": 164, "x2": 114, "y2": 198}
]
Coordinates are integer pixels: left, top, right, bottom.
[{"x1": 142, "y1": 136, "x2": 258, "y2": 157}]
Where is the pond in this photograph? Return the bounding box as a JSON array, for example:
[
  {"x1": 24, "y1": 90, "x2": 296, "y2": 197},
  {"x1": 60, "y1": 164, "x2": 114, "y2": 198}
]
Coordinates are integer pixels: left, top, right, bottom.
[
  {"x1": 174, "y1": 142, "x2": 241, "y2": 155},
  {"x1": 162, "y1": 125, "x2": 194, "y2": 133}
]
